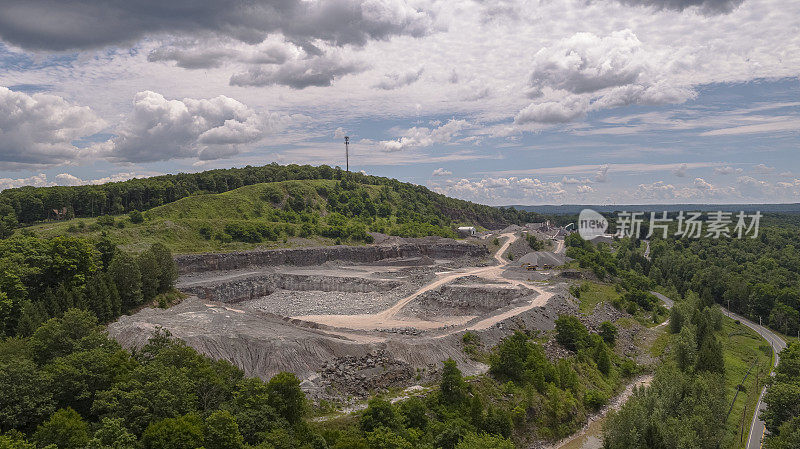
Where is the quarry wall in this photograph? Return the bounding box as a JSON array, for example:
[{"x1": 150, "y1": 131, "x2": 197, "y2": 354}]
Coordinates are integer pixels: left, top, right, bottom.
[{"x1": 174, "y1": 238, "x2": 488, "y2": 274}]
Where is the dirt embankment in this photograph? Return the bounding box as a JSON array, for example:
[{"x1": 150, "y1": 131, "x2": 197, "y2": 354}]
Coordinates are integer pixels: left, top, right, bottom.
[{"x1": 174, "y1": 237, "x2": 488, "y2": 274}]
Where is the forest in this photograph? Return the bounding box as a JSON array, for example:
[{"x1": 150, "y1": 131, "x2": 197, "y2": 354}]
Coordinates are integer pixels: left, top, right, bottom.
[{"x1": 0, "y1": 234, "x2": 179, "y2": 339}]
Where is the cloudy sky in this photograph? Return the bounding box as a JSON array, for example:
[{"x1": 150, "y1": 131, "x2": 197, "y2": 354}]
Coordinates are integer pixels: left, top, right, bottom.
[{"x1": 0, "y1": 0, "x2": 798, "y2": 205}]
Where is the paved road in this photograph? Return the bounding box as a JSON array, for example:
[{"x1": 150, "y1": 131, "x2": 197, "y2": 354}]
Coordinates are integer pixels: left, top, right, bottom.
[
  {"x1": 650, "y1": 291, "x2": 673, "y2": 309},
  {"x1": 719, "y1": 309, "x2": 787, "y2": 449}
]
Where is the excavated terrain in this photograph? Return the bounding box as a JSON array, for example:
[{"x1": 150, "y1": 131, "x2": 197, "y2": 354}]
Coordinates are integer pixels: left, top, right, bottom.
[{"x1": 108, "y1": 234, "x2": 575, "y2": 400}]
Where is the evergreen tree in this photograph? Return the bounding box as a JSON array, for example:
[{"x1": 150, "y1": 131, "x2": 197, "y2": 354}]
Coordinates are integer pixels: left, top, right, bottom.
[
  {"x1": 695, "y1": 335, "x2": 724, "y2": 375},
  {"x1": 440, "y1": 358, "x2": 468, "y2": 405},
  {"x1": 149, "y1": 243, "x2": 178, "y2": 294},
  {"x1": 108, "y1": 252, "x2": 142, "y2": 311},
  {"x1": 137, "y1": 250, "x2": 160, "y2": 303},
  {"x1": 85, "y1": 273, "x2": 113, "y2": 323}
]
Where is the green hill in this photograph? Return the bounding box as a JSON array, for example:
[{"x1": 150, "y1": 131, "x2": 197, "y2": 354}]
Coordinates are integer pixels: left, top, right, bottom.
[{"x1": 13, "y1": 168, "x2": 543, "y2": 253}]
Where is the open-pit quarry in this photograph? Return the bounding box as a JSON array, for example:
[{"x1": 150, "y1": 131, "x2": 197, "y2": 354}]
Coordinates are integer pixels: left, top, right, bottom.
[{"x1": 108, "y1": 231, "x2": 575, "y2": 400}]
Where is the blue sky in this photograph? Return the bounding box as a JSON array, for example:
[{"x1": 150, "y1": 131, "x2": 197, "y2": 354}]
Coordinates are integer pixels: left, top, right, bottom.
[{"x1": 0, "y1": 0, "x2": 798, "y2": 205}]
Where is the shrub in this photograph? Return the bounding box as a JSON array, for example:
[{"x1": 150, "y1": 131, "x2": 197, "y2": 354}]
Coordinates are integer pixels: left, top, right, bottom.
[
  {"x1": 584, "y1": 389, "x2": 608, "y2": 411},
  {"x1": 128, "y1": 210, "x2": 144, "y2": 223},
  {"x1": 555, "y1": 315, "x2": 589, "y2": 351},
  {"x1": 96, "y1": 215, "x2": 115, "y2": 227},
  {"x1": 199, "y1": 224, "x2": 213, "y2": 240},
  {"x1": 600, "y1": 321, "x2": 618, "y2": 346}
]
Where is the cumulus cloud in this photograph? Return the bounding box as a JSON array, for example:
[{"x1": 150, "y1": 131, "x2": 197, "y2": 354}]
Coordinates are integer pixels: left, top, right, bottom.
[
  {"x1": 434, "y1": 176, "x2": 566, "y2": 204},
  {"x1": 516, "y1": 30, "x2": 693, "y2": 124},
  {"x1": 432, "y1": 167, "x2": 452, "y2": 177},
  {"x1": 576, "y1": 185, "x2": 594, "y2": 193},
  {"x1": 230, "y1": 54, "x2": 366, "y2": 89},
  {"x1": 515, "y1": 97, "x2": 588, "y2": 124},
  {"x1": 528, "y1": 30, "x2": 647, "y2": 95},
  {"x1": 672, "y1": 163, "x2": 688, "y2": 177},
  {"x1": 713, "y1": 166, "x2": 741, "y2": 175},
  {"x1": 0, "y1": 0, "x2": 436, "y2": 51},
  {"x1": 374, "y1": 67, "x2": 424, "y2": 90},
  {"x1": 0, "y1": 86, "x2": 105, "y2": 169},
  {"x1": 752, "y1": 163, "x2": 775, "y2": 174},
  {"x1": 378, "y1": 119, "x2": 469, "y2": 151},
  {"x1": 101, "y1": 91, "x2": 283, "y2": 162},
  {"x1": 694, "y1": 177, "x2": 713, "y2": 190}
]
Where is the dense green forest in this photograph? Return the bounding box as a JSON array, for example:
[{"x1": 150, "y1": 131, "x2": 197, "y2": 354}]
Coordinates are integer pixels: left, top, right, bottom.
[
  {"x1": 641, "y1": 216, "x2": 800, "y2": 339},
  {"x1": 603, "y1": 293, "x2": 730, "y2": 447},
  {"x1": 0, "y1": 234, "x2": 179, "y2": 338}
]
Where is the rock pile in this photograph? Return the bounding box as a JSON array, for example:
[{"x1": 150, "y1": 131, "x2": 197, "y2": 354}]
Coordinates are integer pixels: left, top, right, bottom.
[{"x1": 317, "y1": 350, "x2": 417, "y2": 397}]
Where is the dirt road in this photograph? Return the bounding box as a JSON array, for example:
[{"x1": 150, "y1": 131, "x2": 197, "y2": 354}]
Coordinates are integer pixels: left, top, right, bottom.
[{"x1": 295, "y1": 232, "x2": 554, "y2": 332}]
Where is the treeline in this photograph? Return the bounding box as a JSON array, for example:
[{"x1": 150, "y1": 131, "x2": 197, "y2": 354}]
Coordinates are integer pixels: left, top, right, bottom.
[
  {"x1": 603, "y1": 293, "x2": 729, "y2": 448},
  {"x1": 0, "y1": 234, "x2": 177, "y2": 338},
  {"x1": 0, "y1": 163, "x2": 543, "y2": 230},
  {"x1": 763, "y1": 343, "x2": 800, "y2": 448},
  {"x1": 0, "y1": 311, "x2": 317, "y2": 449}
]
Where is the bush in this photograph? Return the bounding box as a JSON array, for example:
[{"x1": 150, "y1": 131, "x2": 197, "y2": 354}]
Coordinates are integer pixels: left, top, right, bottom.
[
  {"x1": 96, "y1": 215, "x2": 115, "y2": 227},
  {"x1": 128, "y1": 210, "x2": 144, "y2": 223},
  {"x1": 199, "y1": 223, "x2": 213, "y2": 240},
  {"x1": 600, "y1": 321, "x2": 618, "y2": 346},
  {"x1": 584, "y1": 389, "x2": 608, "y2": 411},
  {"x1": 555, "y1": 315, "x2": 589, "y2": 351}
]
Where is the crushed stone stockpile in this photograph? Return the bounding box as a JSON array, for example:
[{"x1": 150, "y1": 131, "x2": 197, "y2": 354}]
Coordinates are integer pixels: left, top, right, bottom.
[{"x1": 517, "y1": 251, "x2": 568, "y2": 267}]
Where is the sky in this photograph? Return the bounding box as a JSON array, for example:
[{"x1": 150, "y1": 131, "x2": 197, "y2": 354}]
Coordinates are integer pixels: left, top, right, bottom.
[{"x1": 0, "y1": 0, "x2": 798, "y2": 205}]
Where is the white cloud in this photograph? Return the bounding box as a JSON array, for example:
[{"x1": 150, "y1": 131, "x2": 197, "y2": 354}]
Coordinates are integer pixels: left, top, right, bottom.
[
  {"x1": 0, "y1": 86, "x2": 105, "y2": 169},
  {"x1": 672, "y1": 163, "x2": 688, "y2": 177},
  {"x1": 0, "y1": 172, "x2": 144, "y2": 191},
  {"x1": 515, "y1": 97, "x2": 588, "y2": 124},
  {"x1": 102, "y1": 91, "x2": 285, "y2": 162},
  {"x1": 434, "y1": 176, "x2": 566, "y2": 204},
  {"x1": 378, "y1": 119, "x2": 469, "y2": 151},
  {"x1": 528, "y1": 30, "x2": 648, "y2": 95},
  {"x1": 752, "y1": 163, "x2": 775, "y2": 174},
  {"x1": 694, "y1": 177, "x2": 713, "y2": 190},
  {"x1": 432, "y1": 167, "x2": 452, "y2": 176}
]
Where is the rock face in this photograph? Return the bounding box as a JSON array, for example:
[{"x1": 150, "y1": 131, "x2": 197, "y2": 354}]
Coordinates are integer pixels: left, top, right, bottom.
[
  {"x1": 182, "y1": 272, "x2": 404, "y2": 303},
  {"x1": 174, "y1": 237, "x2": 487, "y2": 274}
]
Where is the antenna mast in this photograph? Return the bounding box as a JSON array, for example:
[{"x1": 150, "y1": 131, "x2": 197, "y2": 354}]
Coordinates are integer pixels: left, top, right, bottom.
[{"x1": 344, "y1": 136, "x2": 350, "y2": 172}]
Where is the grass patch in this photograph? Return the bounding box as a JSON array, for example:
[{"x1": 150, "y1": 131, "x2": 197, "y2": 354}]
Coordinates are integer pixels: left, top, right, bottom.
[
  {"x1": 721, "y1": 316, "x2": 773, "y2": 448},
  {"x1": 573, "y1": 282, "x2": 620, "y2": 314}
]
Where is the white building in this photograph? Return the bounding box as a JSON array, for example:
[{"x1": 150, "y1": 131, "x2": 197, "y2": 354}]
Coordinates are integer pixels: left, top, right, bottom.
[{"x1": 457, "y1": 226, "x2": 476, "y2": 237}]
